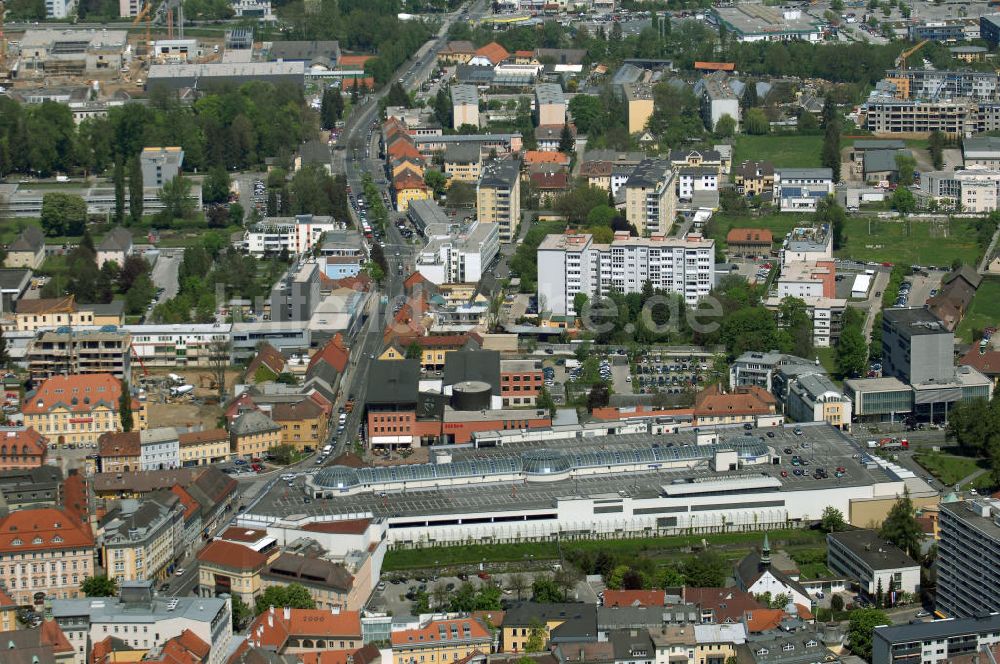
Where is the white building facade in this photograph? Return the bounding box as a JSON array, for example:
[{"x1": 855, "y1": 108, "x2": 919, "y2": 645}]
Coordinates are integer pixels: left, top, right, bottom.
[
  {"x1": 537, "y1": 231, "x2": 715, "y2": 316},
  {"x1": 244, "y1": 215, "x2": 342, "y2": 256}
]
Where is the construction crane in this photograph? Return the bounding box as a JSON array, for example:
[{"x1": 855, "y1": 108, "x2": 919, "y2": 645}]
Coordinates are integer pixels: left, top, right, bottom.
[
  {"x1": 132, "y1": 0, "x2": 153, "y2": 61},
  {"x1": 895, "y1": 39, "x2": 928, "y2": 71}
]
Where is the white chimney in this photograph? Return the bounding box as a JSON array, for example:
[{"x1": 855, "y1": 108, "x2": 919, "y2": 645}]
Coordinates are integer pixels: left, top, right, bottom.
[
  {"x1": 332, "y1": 606, "x2": 341, "y2": 614},
  {"x1": 284, "y1": 606, "x2": 291, "y2": 620},
  {"x1": 268, "y1": 614, "x2": 273, "y2": 627}
]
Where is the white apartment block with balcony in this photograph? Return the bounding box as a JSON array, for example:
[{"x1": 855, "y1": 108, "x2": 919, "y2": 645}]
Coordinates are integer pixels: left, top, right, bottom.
[
  {"x1": 244, "y1": 215, "x2": 343, "y2": 256},
  {"x1": 774, "y1": 168, "x2": 835, "y2": 212},
  {"x1": 416, "y1": 218, "x2": 500, "y2": 285},
  {"x1": 537, "y1": 231, "x2": 715, "y2": 316},
  {"x1": 624, "y1": 159, "x2": 678, "y2": 235}
]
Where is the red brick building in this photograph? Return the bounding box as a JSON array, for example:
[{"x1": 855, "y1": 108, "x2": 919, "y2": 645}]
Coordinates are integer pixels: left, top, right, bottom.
[{"x1": 499, "y1": 359, "x2": 544, "y2": 407}]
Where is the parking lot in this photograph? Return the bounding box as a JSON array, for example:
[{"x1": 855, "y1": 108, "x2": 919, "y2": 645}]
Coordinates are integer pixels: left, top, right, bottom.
[{"x1": 632, "y1": 353, "x2": 712, "y2": 396}]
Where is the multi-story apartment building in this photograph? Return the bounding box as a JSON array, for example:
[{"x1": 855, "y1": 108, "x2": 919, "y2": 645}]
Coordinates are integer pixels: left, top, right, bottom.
[
  {"x1": 623, "y1": 83, "x2": 655, "y2": 134},
  {"x1": 197, "y1": 540, "x2": 273, "y2": 606},
  {"x1": 442, "y1": 143, "x2": 482, "y2": 183},
  {"x1": 535, "y1": 83, "x2": 567, "y2": 126},
  {"x1": 774, "y1": 168, "x2": 835, "y2": 211},
  {"x1": 873, "y1": 613, "x2": 1000, "y2": 664},
  {"x1": 243, "y1": 607, "x2": 363, "y2": 656},
  {"x1": 827, "y1": 529, "x2": 920, "y2": 595},
  {"x1": 53, "y1": 581, "x2": 232, "y2": 664},
  {"x1": 260, "y1": 553, "x2": 361, "y2": 611},
  {"x1": 126, "y1": 323, "x2": 232, "y2": 368},
  {"x1": 140, "y1": 147, "x2": 184, "y2": 188},
  {"x1": 102, "y1": 493, "x2": 184, "y2": 583},
  {"x1": 699, "y1": 73, "x2": 740, "y2": 131},
  {"x1": 415, "y1": 217, "x2": 500, "y2": 285},
  {"x1": 477, "y1": 159, "x2": 521, "y2": 242},
  {"x1": 392, "y1": 617, "x2": 492, "y2": 664},
  {"x1": 862, "y1": 96, "x2": 981, "y2": 136},
  {"x1": 883, "y1": 68, "x2": 1000, "y2": 101},
  {"x1": 178, "y1": 429, "x2": 230, "y2": 467},
  {"x1": 624, "y1": 159, "x2": 677, "y2": 235},
  {"x1": 11, "y1": 296, "x2": 96, "y2": 332},
  {"x1": 450, "y1": 85, "x2": 480, "y2": 129},
  {"x1": 23, "y1": 374, "x2": 147, "y2": 447},
  {"x1": 0, "y1": 507, "x2": 95, "y2": 605},
  {"x1": 937, "y1": 498, "x2": 1000, "y2": 618},
  {"x1": 244, "y1": 215, "x2": 341, "y2": 257},
  {"x1": 922, "y1": 169, "x2": 1000, "y2": 212},
  {"x1": 677, "y1": 167, "x2": 719, "y2": 201},
  {"x1": 882, "y1": 308, "x2": 955, "y2": 386},
  {"x1": 537, "y1": 231, "x2": 715, "y2": 316},
  {"x1": 26, "y1": 328, "x2": 131, "y2": 381},
  {"x1": 271, "y1": 397, "x2": 331, "y2": 452},
  {"x1": 0, "y1": 426, "x2": 49, "y2": 470},
  {"x1": 229, "y1": 410, "x2": 281, "y2": 459},
  {"x1": 499, "y1": 359, "x2": 544, "y2": 407},
  {"x1": 140, "y1": 427, "x2": 180, "y2": 470},
  {"x1": 98, "y1": 431, "x2": 141, "y2": 473}
]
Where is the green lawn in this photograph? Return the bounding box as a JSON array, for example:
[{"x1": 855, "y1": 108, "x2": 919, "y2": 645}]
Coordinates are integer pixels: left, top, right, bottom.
[
  {"x1": 836, "y1": 217, "x2": 983, "y2": 267},
  {"x1": 914, "y1": 451, "x2": 988, "y2": 487},
  {"x1": 383, "y1": 528, "x2": 826, "y2": 571},
  {"x1": 732, "y1": 135, "x2": 825, "y2": 169},
  {"x1": 957, "y1": 278, "x2": 1000, "y2": 341}
]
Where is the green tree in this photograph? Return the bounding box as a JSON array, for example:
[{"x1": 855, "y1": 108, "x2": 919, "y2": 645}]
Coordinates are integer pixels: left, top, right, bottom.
[
  {"x1": 821, "y1": 506, "x2": 846, "y2": 533},
  {"x1": 682, "y1": 552, "x2": 728, "y2": 587},
  {"x1": 0, "y1": 327, "x2": 9, "y2": 368},
  {"x1": 81, "y1": 575, "x2": 118, "y2": 597},
  {"x1": 892, "y1": 186, "x2": 916, "y2": 214},
  {"x1": 232, "y1": 596, "x2": 253, "y2": 630},
  {"x1": 119, "y1": 379, "x2": 134, "y2": 432},
  {"x1": 525, "y1": 619, "x2": 546, "y2": 652},
  {"x1": 531, "y1": 575, "x2": 563, "y2": 602},
  {"x1": 202, "y1": 167, "x2": 231, "y2": 205},
  {"x1": 742, "y1": 81, "x2": 759, "y2": 109},
  {"x1": 742, "y1": 108, "x2": 770, "y2": 135},
  {"x1": 558, "y1": 122, "x2": 574, "y2": 154},
  {"x1": 271, "y1": 443, "x2": 297, "y2": 465},
  {"x1": 113, "y1": 157, "x2": 126, "y2": 225},
  {"x1": 714, "y1": 114, "x2": 737, "y2": 139},
  {"x1": 895, "y1": 153, "x2": 916, "y2": 186},
  {"x1": 40, "y1": 193, "x2": 88, "y2": 237},
  {"x1": 928, "y1": 130, "x2": 945, "y2": 170},
  {"x1": 537, "y1": 387, "x2": 556, "y2": 418},
  {"x1": 159, "y1": 174, "x2": 195, "y2": 221},
  {"x1": 831, "y1": 593, "x2": 844, "y2": 613},
  {"x1": 822, "y1": 122, "x2": 841, "y2": 182},
  {"x1": 385, "y1": 82, "x2": 410, "y2": 109},
  {"x1": 721, "y1": 307, "x2": 784, "y2": 357},
  {"x1": 836, "y1": 315, "x2": 868, "y2": 378},
  {"x1": 848, "y1": 608, "x2": 890, "y2": 660},
  {"x1": 320, "y1": 87, "x2": 345, "y2": 130},
  {"x1": 405, "y1": 342, "x2": 423, "y2": 360},
  {"x1": 568, "y1": 94, "x2": 603, "y2": 135},
  {"x1": 128, "y1": 156, "x2": 144, "y2": 224},
  {"x1": 880, "y1": 490, "x2": 923, "y2": 558},
  {"x1": 798, "y1": 111, "x2": 819, "y2": 134},
  {"x1": 424, "y1": 169, "x2": 448, "y2": 198},
  {"x1": 255, "y1": 583, "x2": 316, "y2": 614}
]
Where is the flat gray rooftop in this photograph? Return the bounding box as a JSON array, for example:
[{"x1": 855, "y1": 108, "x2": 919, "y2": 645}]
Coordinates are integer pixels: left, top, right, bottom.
[{"x1": 252, "y1": 424, "x2": 892, "y2": 520}]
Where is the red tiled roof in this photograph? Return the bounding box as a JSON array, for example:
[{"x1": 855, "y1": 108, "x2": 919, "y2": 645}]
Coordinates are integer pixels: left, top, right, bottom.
[
  {"x1": 391, "y1": 617, "x2": 490, "y2": 647},
  {"x1": 309, "y1": 333, "x2": 350, "y2": 374},
  {"x1": 24, "y1": 373, "x2": 135, "y2": 415},
  {"x1": 15, "y1": 295, "x2": 77, "y2": 315},
  {"x1": 682, "y1": 587, "x2": 763, "y2": 623},
  {"x1": 98, "y1": 430, "x2": 140, "y2": 458},
  {"x1": 247, "y1": 608, "x2": 362, "y2": 650},
  {"x1": 170, "y1": 484, "x2": 200, "y2": 521},
  {"x1": 244, "y1": 343, "x2": 286, "y2": 381},
  {"x1": 341, "y1": 77, "x2": 376, "y2": 90},
  {"x1": 143, "y1": 630, "x2": 211, "y2": 664},
  {"x1": 178, "y1": 428, "x2": 229, "y2": 447},
  {"x1": 196, "y1": 540, "x2": 268, "y2": 571},
  {"x1": 474, "y1": 42, "x2": 510, "y2": 65},
  {"x1": 0, "y1": 507, "x2": 94, "y2": 555},
  {"x1": 394, "y1": 172, "x2": 428, "y2": 191},
  {"x1": 0, "y1": 587, "x2": 16, "y2": 608},
  {"x1": 298, "y1": 645, "x2": 380, "y2": 664},
  {"x1": 726, "y1": 228, "x2": 773, "y2": 245},
  {"x1": 302, "y1": 518, "x2": 372, "y2": 535},
  {"x1": 959, "y1": 347, "x2": 1000, "y2": 376},
  {"x1": 523, "y1": 150, "x2": 570, "y2": 165},
  {"x1": 62, "y1": 471, "x2": 88, "y2": 525},
  {"x1": 41, "y1": 619, "x2": 74, "y2": 654},
  {"x1": 220, "y1": 526, "x2": 269, "y2": 543},
  {"x1": 694, "y1": 61, "x2": 735, "y2": 71},
  {"x1": 694, "y1": 384, "x2": 776, "y2": 418},
  {"x1": 602, "y1": 590, "x2": 665, "y2": 608},
  {"x1": 529, "y1": 171, "x2": 569, "y2": 190},
  {"x1": 0, "y1": 426, "x2": 47, "y2": 458}
]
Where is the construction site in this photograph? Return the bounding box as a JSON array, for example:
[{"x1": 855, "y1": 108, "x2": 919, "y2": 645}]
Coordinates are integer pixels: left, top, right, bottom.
[{"x1": 0, "y1": 1, "x2": 226, "y2": 100}]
